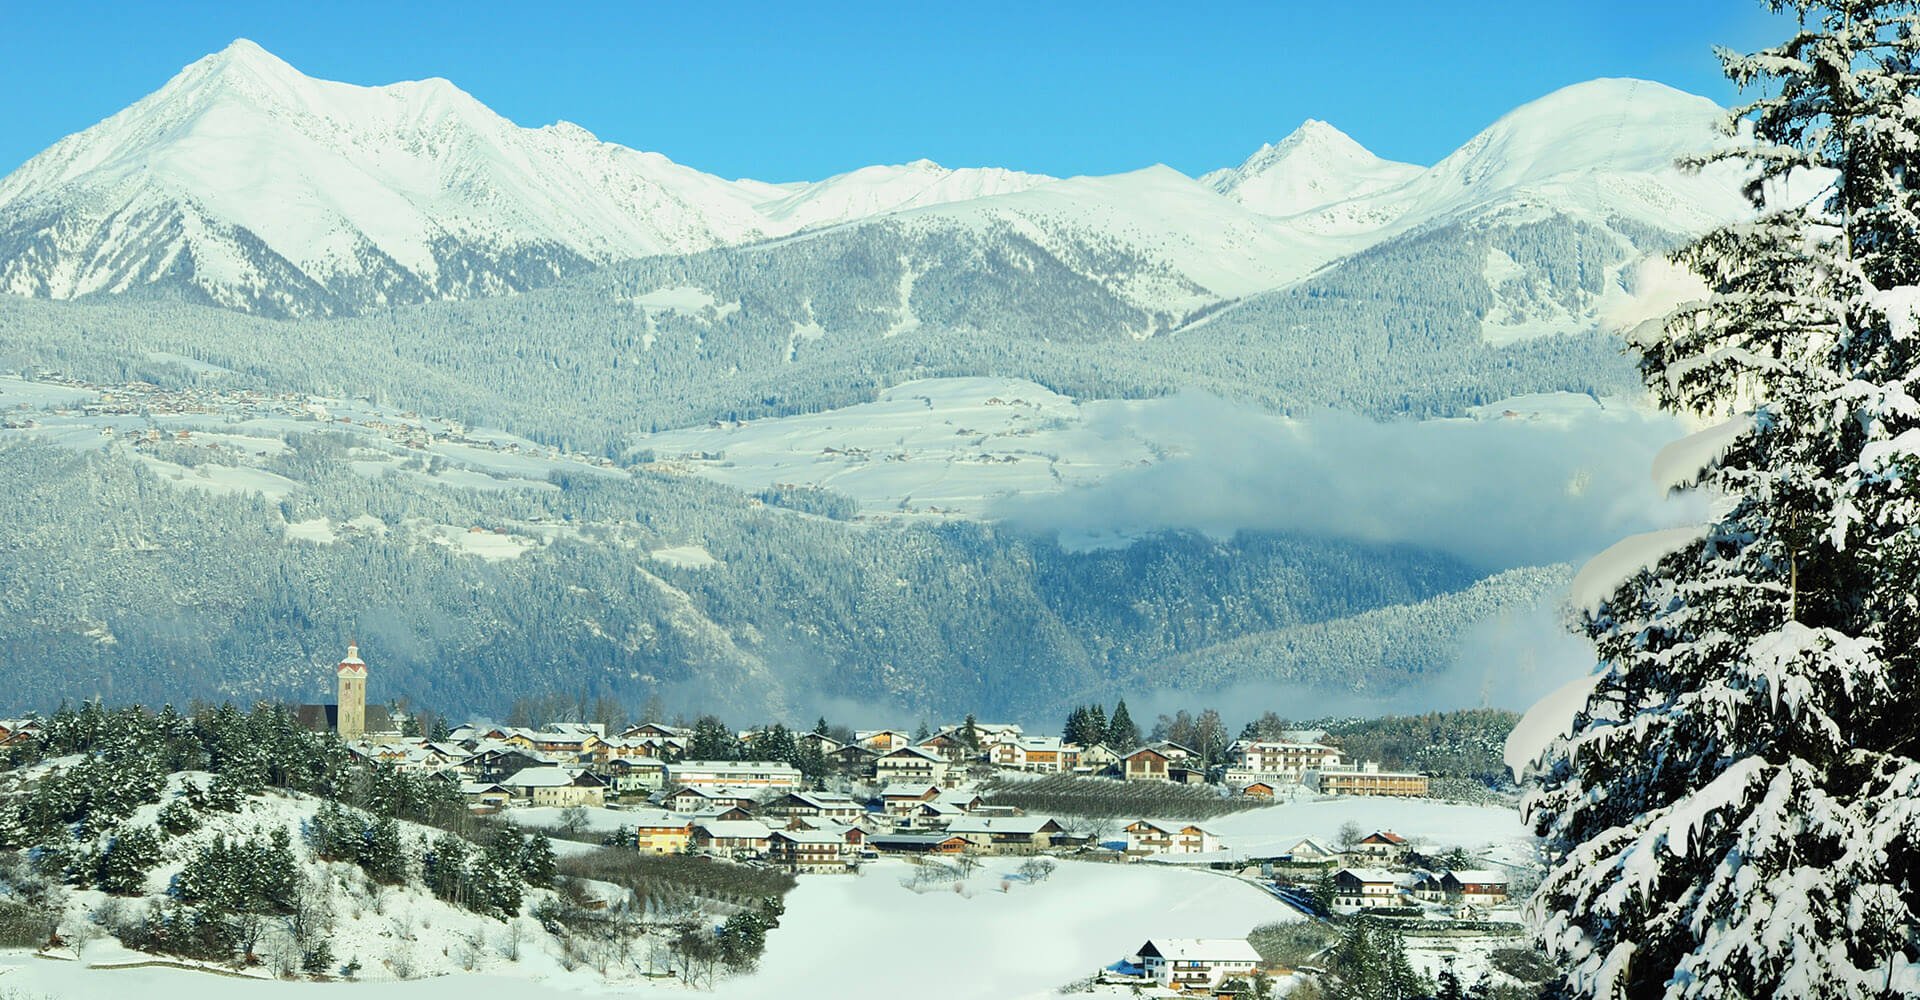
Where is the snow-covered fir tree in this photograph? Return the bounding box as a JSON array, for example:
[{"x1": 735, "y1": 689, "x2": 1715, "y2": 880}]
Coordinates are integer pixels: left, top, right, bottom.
[{"x1": 1522, "y1": 3, "x2": 1920, "y2": 997}]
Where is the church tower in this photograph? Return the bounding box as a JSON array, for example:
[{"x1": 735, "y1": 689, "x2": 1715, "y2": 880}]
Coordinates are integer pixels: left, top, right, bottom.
[{"x1": 336, "y1": 643, "x2": 367, "y2": 740}]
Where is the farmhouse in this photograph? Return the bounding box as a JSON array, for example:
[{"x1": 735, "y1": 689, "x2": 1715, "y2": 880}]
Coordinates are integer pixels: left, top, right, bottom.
[
  {"x1": 857, "y1": 729, "x2": 913, "y2": 752},
  {"x1": 1121, "y1": 746, "x2": 1171, "y2": 782},
  {"x1": 1442, "y1": 869, "x2": 1512, "y2": 906},
  {"x1": 947, "y1": 816, "x2": 1065, "y2": 854},
  {"x1": 499, "y1": 767, "x2": 607, "y2": 807},
  {"x1": 988, "y1": 736, "x2": 1078, "y2": 773},
  {"x1": 663, "y1": 784, "x2": 761, "y2": 812},
  {"x1": 1237, "y1": 779, "x2": 1280, "y2": 798},
  {"x1": 1333, "y1": 868, "x2": 1404, "y2": 912},
  {"x1": 1123, "y1": 820, "x2": 1223, "y2": 855},
  {"x1": 767, "y1": 828, "x2": 853, "y2": 871},
  {"x1": 459, "y1": 781, "x2": 512, "y2": 811},
  {"x1": 1136, "y1": 938, "x2": 1261, "y2": 989},
  {"x1": 761, "y1": 790, "x2": 864, "y2": 821},
  {"x1": 1285, "y1": 837, "x2": 1340, "y2": 862},
  {"x1": 874, "y1": 744, "x2": 949, "y2": 785},
  {"x1": 691, "y1": 819, "x2": 773, "y2": 858},
  {"x1": 1351, "y1": 829, "x2": 1410, "y2": 861},
  {"x1": 604, "y1": 756, "x2": 669, "y2": 796},
  {"x1": 878, "y1": 783, "x2": 943, "y2": 816},
  {"x1": 870, "y1": 832, "x2": 970, "y2": 855},
  {"x1": 828, "y1": 744, "x2": 879, "y2": 777},
  {"x1": 628, "y1": 818, "x2": 695, "y2": 854}
]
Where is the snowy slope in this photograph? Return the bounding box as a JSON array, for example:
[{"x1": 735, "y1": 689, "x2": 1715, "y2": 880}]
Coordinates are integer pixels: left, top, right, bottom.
[
  {"x1": 0, "y1": 40, "x2": 786, "y2": 315},
  {"x1": 0, "y1": 859, "x2": 1292, "y2": 1000},
  {"x1": 756, "y1": 158, "x2": 1054, "y2": 233},
  {"x1": 1291, "y1": 78, "x2": 1749, "y2": 238},
  {"x1": 1202, "y1": 119, "x2": 1422, "y2": 219},
  {"x1": 0, "y1": 40, "x2": 1750, "y2": 330},
  {"x1": 881, "y1": 165, "x2": 1362, "y2": 314},
  {"x1": 0, "y1": 42, "x2": 1047, "y2": 318}
]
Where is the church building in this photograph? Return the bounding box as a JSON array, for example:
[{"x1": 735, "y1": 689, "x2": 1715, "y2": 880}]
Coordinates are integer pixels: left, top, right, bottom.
[{"x1": 295, "y1": 642, "x2": 398, "y2": 740}]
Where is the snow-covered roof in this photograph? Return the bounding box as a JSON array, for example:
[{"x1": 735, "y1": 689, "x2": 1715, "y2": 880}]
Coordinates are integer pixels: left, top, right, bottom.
[
  {"x1": 948, "y1": 816, "x2": 1059, "y2": 835},
  {"x1": 880, "y1": 783, "x2": 940, "y2": 797},
  {"x1": 695, "y1": 820, "x2": 771, "y2": 839},
  {"x1": 669, "y1": 783, "x2": 761, "y2": 800},
  {"x1": 499, "y1": 766, "x2": 577, "y2": 788},
  {"x1": 771, "y1": 828, "x2": 844, "y2": 845},
  {"x1": 881, "y1": 745, "x2": 945, "y2": 761},
  {"x1": 1138, "y1": 938, "x2": 1260, "y2": 963},
  {"x1": 1445, "y1": 869, "x2": 1510, "y2": 885},
  {"x1": 1337, "y1": 867, "x2": 1401, "y2": 884}
]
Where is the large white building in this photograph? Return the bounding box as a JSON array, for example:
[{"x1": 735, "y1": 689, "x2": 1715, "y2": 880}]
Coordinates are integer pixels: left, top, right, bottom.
[
  {"x1": 1136, "y1": 938, "x2": 1261, "y2": 988},
  {"x1": 666, "y1": 759, "x2": 801, "y2": 790},
  {"x1": 1225, "y1": 739, "x2": 1343, "y2": 780}
]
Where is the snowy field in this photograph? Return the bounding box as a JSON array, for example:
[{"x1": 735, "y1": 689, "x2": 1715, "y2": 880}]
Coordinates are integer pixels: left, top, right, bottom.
[
  {"x1": 1200, "y1": 797, "x2": 1532, "y2": 860},
  {"x1": 640, "y1": 376, "x2": 1160, "y2": 520},
  {"x1": 0, "y1": 859, "x2": 1293, "y2": 1000}
]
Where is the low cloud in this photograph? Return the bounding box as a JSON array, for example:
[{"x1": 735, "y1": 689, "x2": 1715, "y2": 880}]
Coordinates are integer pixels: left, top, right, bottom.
[{"x1": 994, "y1": 392, "x2": 1700, "y2": 574}]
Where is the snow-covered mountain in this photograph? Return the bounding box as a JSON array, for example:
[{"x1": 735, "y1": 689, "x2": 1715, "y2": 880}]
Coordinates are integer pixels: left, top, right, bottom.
[
  {"x1": 755, "y1": 159, "x2": 1053, "y2": 233},
  {"x1": 0, "y1": 41, "x2": 789, "y2": 315},
  {"x1": 0, "y1": 41, "x2": 1748, "y2": 323},
  {"x1": 1201, "y1": 119, "x2": 1422, "y2": 218},
  {"x1": 0, "y1": 40, "x2": 1059, "y2": 317},
  {"x1": 1289, "y1": 78, "x2": 1749, "y2": 238}
]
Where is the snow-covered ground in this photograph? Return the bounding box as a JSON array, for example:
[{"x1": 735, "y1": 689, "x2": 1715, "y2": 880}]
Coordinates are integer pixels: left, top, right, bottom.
[
  {"x1": 640, "y1": 376, "x2": 1160, "y2": 519},
  {"x1": 0, "y1": 859, "x2": 1294, "y2": 1000}
]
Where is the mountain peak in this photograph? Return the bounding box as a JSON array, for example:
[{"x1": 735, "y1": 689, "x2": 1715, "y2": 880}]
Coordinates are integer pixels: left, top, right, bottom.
[
  {"x1": 192, "y1": 38, "x2": 305, "y2": 86},
  {"x1": 1205, "y1": 118, "x2": 1420, "y2": 219}
]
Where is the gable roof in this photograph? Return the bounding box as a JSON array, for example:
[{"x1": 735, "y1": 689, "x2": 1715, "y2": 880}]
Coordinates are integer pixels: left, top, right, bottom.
[
  {"x1": 948, "y1": 816, "x2": 1062, "y2": 836},
  {"x1": 499, "y1": 766, "x2": 580, "y2": 788},
  {"x1": 1137, "y1": 938, "x2": 1260, "y2": 963},
  {"x1": 769, "y1": 828, "x2": 844, "y2": 845},
  {"x1": 694, "y1": 820, "x2": 772, "y2": 839},
  {"x1": 880, "y1": 744, "x2": 945, "y2": 762},
  {"x1": 1444, "y1": 869, "x2": 1510, "y2": 885},
  {"x1": 1336, "y1": 867, "x2": 1401, "y2": 884},
  {"x1": 1361, "y1": 830, "x2": 1409, "y2": 845}
]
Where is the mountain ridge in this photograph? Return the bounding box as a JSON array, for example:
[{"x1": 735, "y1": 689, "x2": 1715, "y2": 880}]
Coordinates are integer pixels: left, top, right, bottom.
[{"x1": 0, "y1": 41, "x2": 1747, "y2": 319}]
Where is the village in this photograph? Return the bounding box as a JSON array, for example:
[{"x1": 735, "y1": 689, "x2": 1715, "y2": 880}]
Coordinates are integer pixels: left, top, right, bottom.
[{"x1": 0, "y1": 641, "x2": 1530, "y2": 996}]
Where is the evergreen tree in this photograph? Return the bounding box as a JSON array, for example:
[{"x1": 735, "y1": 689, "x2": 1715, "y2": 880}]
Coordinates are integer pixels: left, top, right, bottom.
[
  {"x1": 688, "y1": 716, "x2": 738, "y2": 760},
  {"x1": 1524, "y1": 4, "x2": 1920, "y2": 997},
  {"x1": 1064, "y1": 706, "x2": 1091, "y2": 746},
  {"x1": 423, "y1": 832, "x2": 471, "y2": 906},
  {"x1": 1107, "y1": 699, "x2": 1140, "y2": 749},
  {"x1": 358, "y1": 816, "x2": 409, "y2": 884},
  {"x1": 519, "y1": 831, "x2": 558, "y2": 888},
  {"x1": 95, "y1": 824, "x2": 162, "y2": 895},
  {"x1": 717, "y1": 909, "x2": 769, "y2": 970}
]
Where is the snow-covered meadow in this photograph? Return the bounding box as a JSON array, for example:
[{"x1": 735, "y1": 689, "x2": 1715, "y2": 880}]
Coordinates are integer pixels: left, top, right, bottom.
[{"x1": 0, "y1": 858, "x2": 1293, "y2": 1000}]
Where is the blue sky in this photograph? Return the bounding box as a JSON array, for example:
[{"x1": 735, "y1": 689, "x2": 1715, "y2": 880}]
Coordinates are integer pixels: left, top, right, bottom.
[{"x1": 2, "y1": 1, "x2": 1789, "y2": 182}]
